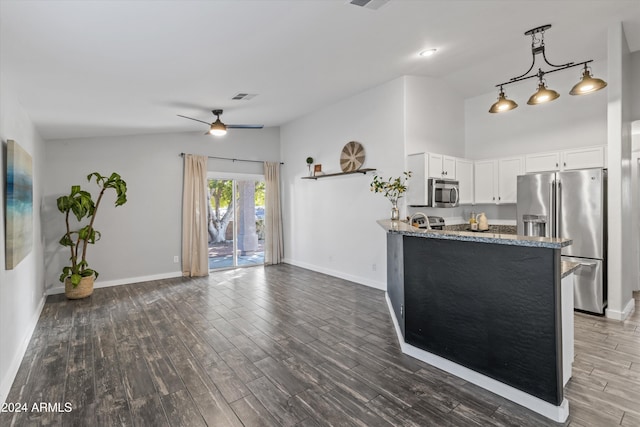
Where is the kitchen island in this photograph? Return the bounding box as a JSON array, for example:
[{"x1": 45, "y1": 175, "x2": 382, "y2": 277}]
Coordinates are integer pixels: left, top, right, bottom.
[{"x1": 379, "y1": 219, "x2": 575, "y2": 422}]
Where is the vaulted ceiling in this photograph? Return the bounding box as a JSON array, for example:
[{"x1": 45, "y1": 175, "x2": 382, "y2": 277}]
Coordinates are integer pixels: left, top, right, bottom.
[{"x1": 1, "y1": 0, "x2": 639, "y2": 140}]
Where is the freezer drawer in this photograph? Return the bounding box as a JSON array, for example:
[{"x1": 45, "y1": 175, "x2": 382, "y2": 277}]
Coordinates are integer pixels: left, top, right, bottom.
[{"x1": 563, "y1": 256, "x2": 606, "y2": 314}]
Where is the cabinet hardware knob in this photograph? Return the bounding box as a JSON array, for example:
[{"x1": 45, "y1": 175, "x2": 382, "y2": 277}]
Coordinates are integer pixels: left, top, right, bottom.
[
  {"x1": 498, "y1": 196, "x2": 501, "y2": 200},
  {"x1": 492, "y1": 197, "x2": 495, "y2": 201},
  {"x1": 556, "y1": 163, "x2": 558, "y2": 167},
  {"x1": 564, "y1": 162, "x2": 567, "y2": 167}
]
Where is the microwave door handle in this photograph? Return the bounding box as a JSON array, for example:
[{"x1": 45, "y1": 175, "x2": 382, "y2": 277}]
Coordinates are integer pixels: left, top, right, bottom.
[{"x1": 452, "y1": 186, "x2": 459, "y2": 205}]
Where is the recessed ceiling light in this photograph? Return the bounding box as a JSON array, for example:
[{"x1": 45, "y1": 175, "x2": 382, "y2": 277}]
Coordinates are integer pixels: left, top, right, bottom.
[{"x1": 419, "y1": 48, "x2": 437, "y2": 57}]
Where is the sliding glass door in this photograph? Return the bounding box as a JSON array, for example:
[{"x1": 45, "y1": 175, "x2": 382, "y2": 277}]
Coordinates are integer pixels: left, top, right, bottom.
[{"x1": 207, "y1": 177, "x2": 265, "y2": 270}]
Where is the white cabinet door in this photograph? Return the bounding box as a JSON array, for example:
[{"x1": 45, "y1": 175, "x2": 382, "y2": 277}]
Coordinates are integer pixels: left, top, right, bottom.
[
  {"x1": 407, "y1": 153, "x2": 428, "y2": 206},
  {"x1": 525, "y1": 152, "x2": 560, "y2": 173},
  {"x1": 474, "y1": 160, "x2": 496, "y2": 204},
  {"x1": 443, "y1": 156, "x2": 456, "y2": 179},
  {"x1": 497, "y1": 157, "x2": 523, "y2": 204},
  {"x1": 561, "y1": 146, "x2": 604, "y2": 170},
  {"x1": 428, "y1": 153, "x2": 443, "y2": 178},
  {"x1": 456, "y1": 159, "x2": 474, "y2": 204}
]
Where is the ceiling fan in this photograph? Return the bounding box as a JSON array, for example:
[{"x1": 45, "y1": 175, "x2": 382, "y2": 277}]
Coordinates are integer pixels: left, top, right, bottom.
[{"x1": 177, "y1": 109, "x2": 264, "y2": 136}]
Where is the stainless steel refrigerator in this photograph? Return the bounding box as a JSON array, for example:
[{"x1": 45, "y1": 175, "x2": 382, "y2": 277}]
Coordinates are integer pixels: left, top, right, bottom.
[{"x1": 516, "y1": 169, "x2": 607, "y2": 314}]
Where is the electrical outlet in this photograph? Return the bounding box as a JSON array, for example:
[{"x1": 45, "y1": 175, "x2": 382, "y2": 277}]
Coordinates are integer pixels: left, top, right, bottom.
[
  {"x1": 372, "y1": 263, "x2": 377, "y2": 271},
  {"x1": 173, "y1": 256, "x2": 179, "y2": 263}
]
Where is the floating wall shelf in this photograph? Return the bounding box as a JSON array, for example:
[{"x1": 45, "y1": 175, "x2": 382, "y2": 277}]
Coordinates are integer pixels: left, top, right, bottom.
[{"x1": 301, "y1": 168, "x2": 377, "y2": 180}]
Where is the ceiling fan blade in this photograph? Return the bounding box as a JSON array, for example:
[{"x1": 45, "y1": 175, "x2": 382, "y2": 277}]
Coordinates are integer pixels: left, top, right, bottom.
[
  {"x1": 177, "y1": 114, "x2": 212, "y2": 125},
  {"x1": 226, "y1": 124, "x2": 264, "y2": 129}
]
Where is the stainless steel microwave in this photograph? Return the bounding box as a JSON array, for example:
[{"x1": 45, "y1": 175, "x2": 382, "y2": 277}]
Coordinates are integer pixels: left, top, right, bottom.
[{"x1": 428, "y1": 178, "x2": 459, "y2": 208}]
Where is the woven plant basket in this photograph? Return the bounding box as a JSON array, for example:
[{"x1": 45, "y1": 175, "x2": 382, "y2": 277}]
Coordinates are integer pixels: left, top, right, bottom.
[{"x1": 65, "y1": 276, "x2": 94, "y2": 299}]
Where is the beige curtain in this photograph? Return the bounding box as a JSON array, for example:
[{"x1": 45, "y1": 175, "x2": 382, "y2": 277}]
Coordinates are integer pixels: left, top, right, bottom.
[
  {"x1": 264, "y1": 161, "x2": 284, "y2": 265},
  {"x1": 182, "y1": 154, "x2": 209, "y2": 277}
]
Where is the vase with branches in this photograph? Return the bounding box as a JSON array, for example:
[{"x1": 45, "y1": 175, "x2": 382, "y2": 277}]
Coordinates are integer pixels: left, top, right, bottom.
[{"x1": 370, "y1": 171, "x2": 412, "y2": 220}]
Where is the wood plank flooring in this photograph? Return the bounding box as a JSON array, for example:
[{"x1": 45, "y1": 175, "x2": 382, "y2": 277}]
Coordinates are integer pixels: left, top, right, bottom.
[{"x1": 2, "y1": 264, "x2": 638, "y2": 426}]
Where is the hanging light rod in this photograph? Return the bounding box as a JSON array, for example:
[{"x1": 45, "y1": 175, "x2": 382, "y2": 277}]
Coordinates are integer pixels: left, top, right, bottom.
[{"x1": 489, "y1": 24, "x2": 607, "y2": 113}]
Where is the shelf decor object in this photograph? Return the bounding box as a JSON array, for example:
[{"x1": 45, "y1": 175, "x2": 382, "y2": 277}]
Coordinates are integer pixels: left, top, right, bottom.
[
  {"x1": 340, "y1": 141, "x2": 366, "y2": 172},
  {"x1": 489, "y1": 24, "x2": 607, "y2": 113},
  {"x1": 306, "y1": 157, "x2": 314, "y2": 176}
]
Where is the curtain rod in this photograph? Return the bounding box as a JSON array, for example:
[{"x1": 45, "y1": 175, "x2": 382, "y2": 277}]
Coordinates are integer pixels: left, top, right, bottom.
[{"x1": 179, "y1": 153, "x2": 284, "y2": 165}]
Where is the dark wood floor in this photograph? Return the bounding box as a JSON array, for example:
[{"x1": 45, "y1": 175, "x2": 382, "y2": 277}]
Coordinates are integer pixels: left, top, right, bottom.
[{"x1": 2, "y1": 264, "x2": 638, "y2": 426}]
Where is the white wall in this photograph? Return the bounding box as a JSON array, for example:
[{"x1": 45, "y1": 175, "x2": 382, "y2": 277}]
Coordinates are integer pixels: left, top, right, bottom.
[
  {"x1": 464, "y1": 60, "x2": 609, "y2": 159},
  {"x1": 631, "y1": 51, "x2": 640, "y2": 122},
  {"x1": 605, "y1": 22, "x2": 634, "y2": 320},
  {"x1": 0, "y1": 71, "x2": 46, "y2": 404},
  {"x1": 43, "y1": 128, "x2": 280, "y2": 293},
  {"x1": 405, "y1": 75, "x2": 465, "y2": 156},
  {"x1": 281, "y1": 77, "x2": 406, "y2": 289}
]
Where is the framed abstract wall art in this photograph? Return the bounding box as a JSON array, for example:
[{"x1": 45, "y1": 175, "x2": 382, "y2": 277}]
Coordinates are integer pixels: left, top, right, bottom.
[{"x1": 5, "y1": 139, "x2": 33, "y2": 269}]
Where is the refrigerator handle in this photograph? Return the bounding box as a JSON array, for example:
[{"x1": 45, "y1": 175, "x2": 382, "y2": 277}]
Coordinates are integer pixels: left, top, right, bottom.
[
  {"x1": 556, "y1": 180, "x2": 562, "y2": 239},
  {"x1": 549, "y1": 181, "x2": 555, "y2": 238}
]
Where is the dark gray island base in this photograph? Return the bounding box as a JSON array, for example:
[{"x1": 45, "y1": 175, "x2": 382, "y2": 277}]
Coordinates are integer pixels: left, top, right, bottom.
[{"x1": 380, "y1": 220, "x2": 573, "y2": 422}]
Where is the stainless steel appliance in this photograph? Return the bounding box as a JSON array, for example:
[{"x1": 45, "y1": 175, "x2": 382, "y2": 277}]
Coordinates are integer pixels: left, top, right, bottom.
[
  {"x1": 517, "y1": 169, "x2": 607, "y2": 314},
  {"x1": 408, "y1": 214, "x2": 445, "y2": 230},
  {"x1": 427, "y1": 178, "x2": 459, "y2": 208}
]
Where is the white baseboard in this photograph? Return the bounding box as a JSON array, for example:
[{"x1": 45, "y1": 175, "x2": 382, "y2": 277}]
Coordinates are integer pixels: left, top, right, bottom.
[
  {"x1": 46, "y1": 271, "x2": 183, "y2": 295},
  {"x1": 282, "y1": 258, "x2": 386, "y2": 291},
  {"x1": 384, "y1": 294, "x2": 569, "y2": 423},
  {"x1": 606, "y1": 297, "x2": 636, "y2": 321},
  {"x1": 0, "y1": 294, "x2": 46, "y2": 405}
]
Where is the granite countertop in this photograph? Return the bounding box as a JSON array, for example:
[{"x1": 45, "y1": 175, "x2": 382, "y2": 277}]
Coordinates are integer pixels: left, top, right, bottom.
[
  {"x1": 378, "y1": 219, "x2": 572, "y2": 249},
  {"x1": 561, "y1": 261, "x2": 581, "y2": 278}
]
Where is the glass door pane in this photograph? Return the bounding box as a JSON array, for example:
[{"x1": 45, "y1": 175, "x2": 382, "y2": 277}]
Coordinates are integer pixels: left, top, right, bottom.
[
  {"x1": 207, "y1": 177, "x2": 264, "y2": 270},
  {"x1": 207, "y1": 178, "x2": 235, "y2": 269},
  {"x1": 235, "y1": 180, "x2": 265, "y2": 267}
]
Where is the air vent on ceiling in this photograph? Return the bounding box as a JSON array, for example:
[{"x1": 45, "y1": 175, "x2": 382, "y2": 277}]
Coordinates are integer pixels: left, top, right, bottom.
[
  {"x1": 348, "y1": 0, "x2": 389, "y2": 10},
  {"x1": 231, "y1": 93, "x2": 258, "y2": 100}
]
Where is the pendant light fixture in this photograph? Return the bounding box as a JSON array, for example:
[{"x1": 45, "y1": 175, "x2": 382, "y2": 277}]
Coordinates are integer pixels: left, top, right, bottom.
[
  {"x1": 527, "y1": 75, "x2": 560, "y2": 105},
  {"x1": 489, "y1": 24, "x2": 607, "y2": 113},
  {"x1": 489, "y1": 86, "x2": 518, "y2": 113},
  {"x1": 569, "y1": 64, "x2": 608, "y2": 95}
]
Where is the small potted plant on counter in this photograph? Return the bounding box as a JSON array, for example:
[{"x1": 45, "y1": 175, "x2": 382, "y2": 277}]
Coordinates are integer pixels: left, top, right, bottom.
[
  {"x1": 56, "y1": 172, "x2": 127, "y2": 299},
  {"x1": 370, "y1": 171, "x2": 412, "y2": 220}
]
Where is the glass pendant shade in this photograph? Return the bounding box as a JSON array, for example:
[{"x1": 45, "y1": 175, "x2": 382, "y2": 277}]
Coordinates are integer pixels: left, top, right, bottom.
[
  {"x1": 569, "y1": 67, "x2": 607, "y2": 95},
  {"x1": 489, "y1": 90, "x2": 518, "y2": 113},
  {"x1": 527, "y1": 81, "x2": 560, "y2": 105},
  {"x1": 209, "y1": 119, "x2": 227, "y2": 136}
]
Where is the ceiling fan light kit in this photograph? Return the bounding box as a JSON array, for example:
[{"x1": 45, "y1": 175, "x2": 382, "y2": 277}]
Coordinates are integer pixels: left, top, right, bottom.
[
  {"x1": 489, "y1": 24, "x2": 607, "y2": 113},
  {"x1": 177, "y1": 109, "x2": 263, "y2": 136}
]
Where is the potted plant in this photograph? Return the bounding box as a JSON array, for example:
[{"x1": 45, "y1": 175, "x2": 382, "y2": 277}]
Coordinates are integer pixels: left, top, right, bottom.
[
  {"x1": 306, "y1": 156, "x2": 314, "y2": 176},
  {"x1": 56, "y1": 172, "x2": 127, "y2": 299},
  {"x1": 370, "y1": 171, "x2": 412, "y2": 220}
]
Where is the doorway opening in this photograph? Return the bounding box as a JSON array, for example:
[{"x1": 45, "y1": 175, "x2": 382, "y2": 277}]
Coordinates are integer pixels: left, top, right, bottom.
[{"x1": 207, "y1": 176, "x2": 265, "y2": 270}]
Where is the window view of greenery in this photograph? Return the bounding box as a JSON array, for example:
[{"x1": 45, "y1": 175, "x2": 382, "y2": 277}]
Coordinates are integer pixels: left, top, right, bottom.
[{"x1": 207, "y1": 179, "x2": 265, "y2": 269}]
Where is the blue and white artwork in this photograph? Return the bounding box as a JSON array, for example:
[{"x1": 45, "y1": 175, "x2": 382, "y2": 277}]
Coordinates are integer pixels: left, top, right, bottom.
[{"x1": 6, "y1": 139, "x2": 33, "y2": 269}]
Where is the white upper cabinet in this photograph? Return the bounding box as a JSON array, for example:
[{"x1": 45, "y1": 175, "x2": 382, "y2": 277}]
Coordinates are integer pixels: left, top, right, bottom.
[
  {"x1": 428, "y1": 153, "x2": 456, "y2": 179},
  {"x1": 525, "y1": 146, "x2": 605, "y2": 173},
  {"x1": 525, "y1": 152, "x2": 561, "y2": 173},
  {"x1": 474, "y1": 160, "x2": 496, "y2": 204},
  {"x1": 456, "y1": 158, "x2": 474, "y2": 205},
  {"x1": 474, "y1": 157, "x2": 523, "y2": 204},
  {"x1": 497, "y1": 157, "x2": 523, "y2": 204},
  {"x1": 561, "y1": 146, "x2": 605, "y2": 170}
]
